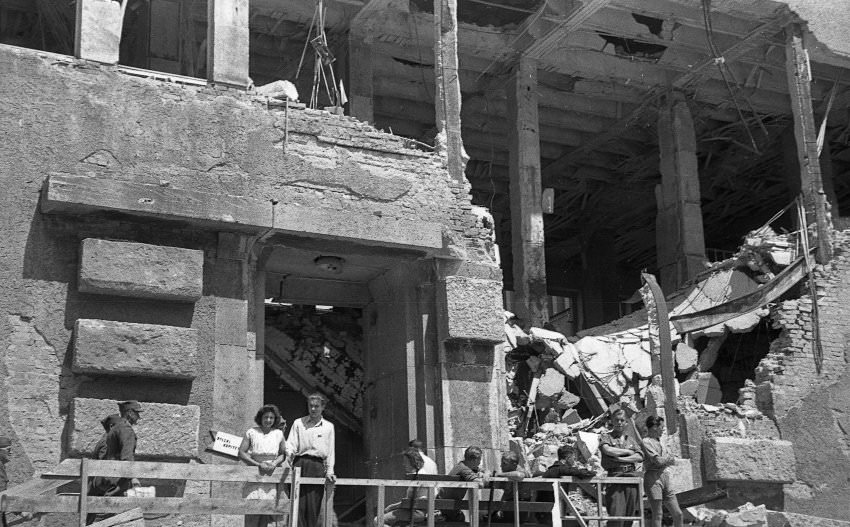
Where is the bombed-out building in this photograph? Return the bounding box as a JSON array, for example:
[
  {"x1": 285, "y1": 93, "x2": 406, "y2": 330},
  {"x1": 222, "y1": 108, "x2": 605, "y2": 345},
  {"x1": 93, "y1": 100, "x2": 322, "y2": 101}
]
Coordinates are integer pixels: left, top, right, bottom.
[{"x1": 1, "y1": 0, "x2": 850, "y2": 524}]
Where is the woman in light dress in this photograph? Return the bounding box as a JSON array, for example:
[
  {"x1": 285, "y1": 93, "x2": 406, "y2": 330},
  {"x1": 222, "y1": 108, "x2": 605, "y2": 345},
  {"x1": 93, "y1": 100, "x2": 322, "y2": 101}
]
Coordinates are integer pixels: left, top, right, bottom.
[{"x1": 240, "y1": 404, "x2": 288, "y2": 527}]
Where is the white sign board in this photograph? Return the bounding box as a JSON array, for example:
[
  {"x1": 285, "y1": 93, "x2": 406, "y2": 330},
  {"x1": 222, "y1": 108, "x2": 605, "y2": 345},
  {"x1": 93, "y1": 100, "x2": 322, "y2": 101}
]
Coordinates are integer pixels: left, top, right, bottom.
[{"x1": 210, "y1": 430, "x2": 243, "y2": 458}]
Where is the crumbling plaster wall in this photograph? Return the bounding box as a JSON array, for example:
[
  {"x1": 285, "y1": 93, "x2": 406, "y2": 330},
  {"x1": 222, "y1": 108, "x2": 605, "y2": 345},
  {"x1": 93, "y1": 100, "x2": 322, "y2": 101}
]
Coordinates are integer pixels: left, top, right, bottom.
[
  {"x1": 0, "y1": 42, "x2": 503, "y2": 491},
  {"x1": 755, "y1": 229, "x2": 850, "y2": 520}
]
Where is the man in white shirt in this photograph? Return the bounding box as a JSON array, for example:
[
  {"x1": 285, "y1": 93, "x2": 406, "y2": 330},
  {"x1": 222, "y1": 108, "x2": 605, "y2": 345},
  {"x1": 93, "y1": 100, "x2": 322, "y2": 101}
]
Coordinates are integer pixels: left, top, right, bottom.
[
  {"x1": 408, "y1": 439, "x2": 438, "y2": 475},
  {"x1": 286, "y1": 393, "x2": 336, "y2": 527}
]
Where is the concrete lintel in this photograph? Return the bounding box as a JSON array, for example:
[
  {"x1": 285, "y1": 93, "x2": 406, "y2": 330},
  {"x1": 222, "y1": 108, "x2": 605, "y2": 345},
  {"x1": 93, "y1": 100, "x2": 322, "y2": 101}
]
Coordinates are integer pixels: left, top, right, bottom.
[
  {"x1": 42, "y1": 174, "x2": 444, "y2": 252},
  {"x1": 265, "y1": 273, "x2": 372, "y2": 307}
]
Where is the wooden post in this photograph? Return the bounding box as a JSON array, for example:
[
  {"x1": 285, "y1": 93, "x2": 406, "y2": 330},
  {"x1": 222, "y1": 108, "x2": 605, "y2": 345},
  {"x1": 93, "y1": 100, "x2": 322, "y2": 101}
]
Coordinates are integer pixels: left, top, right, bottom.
[
  {"x1": 507, "y1": 56, "x2": 548, "y2": 327},
  {"x1": 376, "y1": 485, "x2": 385, "y2": 527},
  {"x1": 426, "y1": 486, "x2": 436, "y2": 527},
  {"x1": 512, "y1": 483, "x2": 520, "y2": 527},
  {"x1": 433, "y1": 0, "x2": 466, "y2": 181},
  {"x1": 290, "y1": 467, "x2": 301, "y2": 527},
  {"x1": 207, "y1": 0, "x2": 250, "y2": 87},
  {"x1": 656, "y1": 91, "x2": 706, "y2": 293},
  {"x1": 469, "y1": 487, "x2": 480, "y2": 527},
  {"x1": 323, "y1": 481, "x2": 334, "y2": 527},
  {"x1": 78, "y1": 458, "x2": 89, "y2": 527},
  {"x1": 785, "y1": 23, "x2": 833, "y2": 263}
]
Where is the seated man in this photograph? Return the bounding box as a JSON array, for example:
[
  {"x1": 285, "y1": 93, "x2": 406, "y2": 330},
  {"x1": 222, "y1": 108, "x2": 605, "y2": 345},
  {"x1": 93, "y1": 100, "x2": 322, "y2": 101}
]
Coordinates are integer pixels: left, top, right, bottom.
[
  {"x1": 439, "y1": 446, "x2": 485, "y2": 522},
  {"x1": 380, "y1": 447, "x2": 437, "y2": 527},
  {"x1": 542, "y1": 445, "x2": 595, "y2": 479},
  {"x1": 487, "y1": 451, "x2": 531, "y2": 523}
]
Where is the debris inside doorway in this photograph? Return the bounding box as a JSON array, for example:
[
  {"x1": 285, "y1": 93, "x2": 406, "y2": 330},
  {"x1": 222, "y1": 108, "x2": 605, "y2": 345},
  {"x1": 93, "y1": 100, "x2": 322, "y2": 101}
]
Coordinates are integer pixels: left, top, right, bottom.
[{"x1": 265, "y1": 304, "x2": 365, "y2": 421}]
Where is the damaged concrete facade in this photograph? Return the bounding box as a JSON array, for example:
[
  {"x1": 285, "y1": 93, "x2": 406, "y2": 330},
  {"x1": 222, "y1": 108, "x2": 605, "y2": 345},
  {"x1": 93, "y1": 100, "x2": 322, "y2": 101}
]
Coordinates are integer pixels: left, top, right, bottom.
[
  {"x1": 0, "y1": 39, "x2": 507, "y2": 514},
  {"x1": 2, "y1": 0, "x2": 850, "y2": 524}
]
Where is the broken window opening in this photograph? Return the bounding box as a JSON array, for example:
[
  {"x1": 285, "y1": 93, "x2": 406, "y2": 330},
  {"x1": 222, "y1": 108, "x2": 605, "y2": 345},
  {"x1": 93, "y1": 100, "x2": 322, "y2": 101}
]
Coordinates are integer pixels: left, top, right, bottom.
[
  {"x1": 691, "y1": 318, "x2": 780, "y2": 403},
  {"x1": 631, "y1": 13, "x2": 664, "y2": 37},
  {"x1": 597, "y1": 32, "x2": 667, "y2": 61}
]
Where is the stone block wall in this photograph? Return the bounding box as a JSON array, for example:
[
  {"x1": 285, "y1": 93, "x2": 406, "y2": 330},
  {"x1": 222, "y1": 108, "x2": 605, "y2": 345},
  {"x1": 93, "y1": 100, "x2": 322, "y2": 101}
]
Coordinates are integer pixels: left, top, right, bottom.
[
  {"x1": 0, "y1": 42, "x2": 504, "y2": 502},
  {"x1": 752, "y1": 229, "x2": 850, "y2": 519}
]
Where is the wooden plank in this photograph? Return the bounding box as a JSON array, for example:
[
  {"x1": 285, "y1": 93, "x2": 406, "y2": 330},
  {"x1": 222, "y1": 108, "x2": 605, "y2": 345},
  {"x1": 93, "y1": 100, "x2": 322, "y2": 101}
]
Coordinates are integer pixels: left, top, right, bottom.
[
  {"x1": 557, "y1": 486, "x2": 587, "y2": 527},
  {"x1": 290, "y1": 467, "x2": 301, "y2": 527},
  {"x1": 426, "y1": 486, "x2": 435, "y2": 527},
  {"x1": 45, "y1": 459, "x2": 292, "y2": 484},
  {"x1": 0, "y1": 477, "x2": 75, "y2": 497},
  {"x1": 300, "y1": 477, "x2": 476, "y2": 488},
  {"x1": 79, "y1": 458, "x2": 89, "y2": 527},
  {"x1": 469, "y1": 488, "x2": 479, "y2": 527},
  {"x1": 785, "y1": 23, "x2": 833, "y2": 263},
  {"x1": 88, "y1": 507, "x2": 144, "y2": 527},
  {"x1": 641, "y1": 272, "x2": 677, "y2": 434},
  {"x1": 399, "y1": 500, "x2": 556, "y2": 513},
  {"x1": 676, "y1": 484, "x2": 727, "y2": 508},
  {"x1": 1, "y1": 495, "x2": 284, "y2": 515},
  {"x1": 376, "y1": 485, "x2": 385, "y2": 527}
]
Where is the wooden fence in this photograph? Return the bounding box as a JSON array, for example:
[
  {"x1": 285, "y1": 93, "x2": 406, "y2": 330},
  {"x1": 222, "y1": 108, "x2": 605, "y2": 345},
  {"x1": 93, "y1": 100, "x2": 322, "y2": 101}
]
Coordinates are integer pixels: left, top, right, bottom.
[{"x1": 0, "y1": 460, "x2": 644, "y2": 527}]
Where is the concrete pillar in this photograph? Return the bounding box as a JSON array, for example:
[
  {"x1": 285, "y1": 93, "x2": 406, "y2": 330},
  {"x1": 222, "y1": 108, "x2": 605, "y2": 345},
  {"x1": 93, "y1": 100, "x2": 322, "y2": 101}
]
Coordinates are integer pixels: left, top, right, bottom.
[
  {"x1": 207, "y1": 0, "x2": 250, "y2": 87},
  {"x1": 348, "y1": 34, "x2": 374, "y2": 124},
  {"x1": 433, "y1": 0, "x2": 466, "y2": 181},
  {"x1": 508, "y1": 57, "x2": 548, "y2": 327},
  {"x1": 209, "y1": 233, "x2": 256, "y2": 527},
  {"x1": 656, "y1": 91, "x2": 706, "y2": 293},
  {"x1": 74, "y1": 0, "x2": 126, "y2": 63},
  {"x1": 785, "y1": 23, "x2": 833, "y2": 262}
]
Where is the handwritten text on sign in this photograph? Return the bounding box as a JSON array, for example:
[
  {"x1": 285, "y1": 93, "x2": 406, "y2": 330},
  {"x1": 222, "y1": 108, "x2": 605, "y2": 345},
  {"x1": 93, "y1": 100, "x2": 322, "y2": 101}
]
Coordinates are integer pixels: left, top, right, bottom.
[{"x1": 210, "y1": 430, "x2": 243, "y2": 458}]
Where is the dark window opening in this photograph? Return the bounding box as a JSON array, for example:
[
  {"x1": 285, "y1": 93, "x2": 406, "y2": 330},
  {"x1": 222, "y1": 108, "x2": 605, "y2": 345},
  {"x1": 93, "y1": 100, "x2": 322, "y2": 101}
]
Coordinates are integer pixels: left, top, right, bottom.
[
  {"x1": 0, "y1": 1, "x2": 74, "y2": 54},
  {"x1": 598, "y1": 33, "x2": 667, "y2": 60}
]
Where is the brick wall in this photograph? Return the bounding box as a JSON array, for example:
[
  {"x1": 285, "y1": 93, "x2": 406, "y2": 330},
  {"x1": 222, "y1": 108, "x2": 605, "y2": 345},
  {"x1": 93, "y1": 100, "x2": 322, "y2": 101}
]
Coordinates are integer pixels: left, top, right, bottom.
[{"x1": 753, "y1": 229, "x2": 850, "y2": 520}]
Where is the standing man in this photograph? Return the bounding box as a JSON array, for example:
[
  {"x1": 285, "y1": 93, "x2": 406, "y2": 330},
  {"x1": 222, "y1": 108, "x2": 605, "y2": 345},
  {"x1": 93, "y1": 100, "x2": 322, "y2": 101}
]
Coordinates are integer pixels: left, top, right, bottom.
[
  {"x1": 104, "y1": 401, "x2": 143, "y2": 494},
  {"x1": 1, "y1": 436, "x2": 11, "y2": 527},
  {"x1": 286, "y1": 393, "x2": 336, "y2": 527},
  {"x1": 599, "y1": 409, "x2": 643, "y2": 527}
]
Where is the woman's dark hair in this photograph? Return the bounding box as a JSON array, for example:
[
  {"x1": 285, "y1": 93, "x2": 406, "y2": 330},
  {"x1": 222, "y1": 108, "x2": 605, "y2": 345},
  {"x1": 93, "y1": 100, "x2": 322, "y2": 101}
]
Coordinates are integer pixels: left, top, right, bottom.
[
  {"x1": 645, "y1": 415, "x2": 665, "y2": 430},
  {"x1": 402, "y1": 447, "x2": 424, "y2": 472},
  {"x1": 254, "y1": 404, "x2": 283, "y2": 428}
]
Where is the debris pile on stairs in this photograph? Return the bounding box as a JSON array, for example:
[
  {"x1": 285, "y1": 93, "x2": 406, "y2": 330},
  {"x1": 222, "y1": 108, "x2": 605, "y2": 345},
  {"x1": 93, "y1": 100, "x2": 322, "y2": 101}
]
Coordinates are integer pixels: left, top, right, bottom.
[{"x1": 265, "y1": 305, "x2": 364, "y2": 419}]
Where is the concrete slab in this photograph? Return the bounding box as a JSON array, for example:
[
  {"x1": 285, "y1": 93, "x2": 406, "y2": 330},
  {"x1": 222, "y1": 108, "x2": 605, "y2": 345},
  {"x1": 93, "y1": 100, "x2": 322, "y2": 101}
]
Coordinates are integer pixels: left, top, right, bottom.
[
  {"x1": 704, "y1": 437, "x2": 796, "y2": 483},
  {"x1": 73, "y1": 319, "x2": 198, "y2": 379},
  {"x1": 79, "y1": 238, "x2": 203, "y2": 301}
]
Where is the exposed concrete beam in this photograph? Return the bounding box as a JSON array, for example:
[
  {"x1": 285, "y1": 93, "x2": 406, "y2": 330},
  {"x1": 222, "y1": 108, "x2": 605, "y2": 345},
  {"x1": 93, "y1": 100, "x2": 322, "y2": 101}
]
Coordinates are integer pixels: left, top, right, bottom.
[
  {"x1": 785, "y1": 23, "x2": 832, "y2": 262},
  {"x1": 543, "y1": 8, "x2": 795, "y2": 178},
  {"x1": 434, "y1": 0, "x2": 466, "y2": 181},
  {"x1": 516, "y1": 0, "x2": 613, "y2": 61},
  {"x1": 508, "y1": 57, "x2": 548, "y2": 326}
]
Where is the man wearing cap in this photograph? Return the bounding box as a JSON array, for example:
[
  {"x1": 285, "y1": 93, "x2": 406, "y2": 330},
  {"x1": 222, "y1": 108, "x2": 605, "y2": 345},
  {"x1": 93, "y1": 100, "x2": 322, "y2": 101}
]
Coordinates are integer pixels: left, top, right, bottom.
[{"x1": 104, "y1": 401, "x2": 142, "y2": 494}]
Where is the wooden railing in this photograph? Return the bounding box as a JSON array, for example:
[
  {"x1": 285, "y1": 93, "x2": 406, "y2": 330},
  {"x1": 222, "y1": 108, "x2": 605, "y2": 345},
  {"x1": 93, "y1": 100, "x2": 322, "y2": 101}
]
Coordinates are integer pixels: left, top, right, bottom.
[{"x1": 1, "y1": 460, "x2": 645, "y2": 527}]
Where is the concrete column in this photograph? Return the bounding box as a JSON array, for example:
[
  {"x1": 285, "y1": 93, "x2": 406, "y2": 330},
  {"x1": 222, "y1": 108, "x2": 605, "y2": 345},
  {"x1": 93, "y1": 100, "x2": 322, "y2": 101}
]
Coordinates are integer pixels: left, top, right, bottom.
[
  {"x1": 433, "y1": 0, "x2": 466, "y2": 181},
  {"x1": 207, "y1": 0, "x2": 250, "y2": 87},
  {"x1": 785, "y1": 23, "x2": 832, "y2": 262},
  {"x1": 210, "y1": 233, "x2": 256, "y2": 527},
  {"x1": 656, "y1": 91, "x2": 706, "y2": 293},
  {"x1": 348, "y1": 34, "x2": 374, "y2": 124},
  {"x1": 74, "y1": 0, "x2": 126, "y2": 63},
  {"x1": 507, "y1": 57, "x2": 548, "y2": 327}
]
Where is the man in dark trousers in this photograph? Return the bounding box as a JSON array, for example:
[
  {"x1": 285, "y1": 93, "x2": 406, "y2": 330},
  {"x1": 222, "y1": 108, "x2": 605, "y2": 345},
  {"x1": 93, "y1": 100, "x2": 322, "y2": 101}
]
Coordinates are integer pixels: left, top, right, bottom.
[
  {"x1": 104, "y1": 401, "x2": 142, "y2": 494},
  {"x1": 286, "y1": 393, "x2": 336, "y2": 527},
  {"x1": 439, "y1": 446, "x2": 485, "y2": 522},
  {"x1": 1, "y1": 436, "x2": 11, "y2": 527}
]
